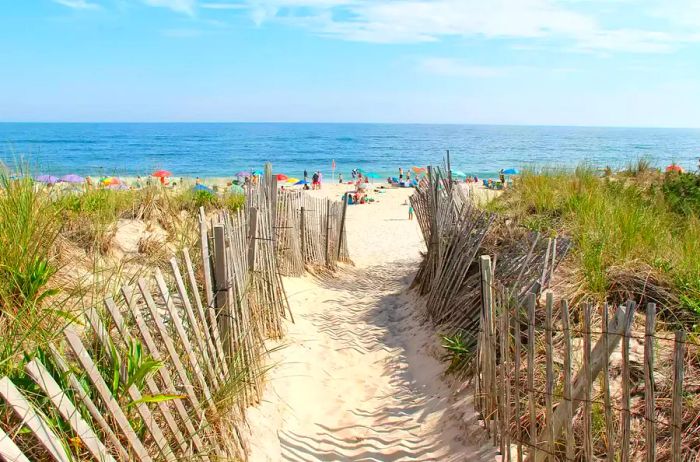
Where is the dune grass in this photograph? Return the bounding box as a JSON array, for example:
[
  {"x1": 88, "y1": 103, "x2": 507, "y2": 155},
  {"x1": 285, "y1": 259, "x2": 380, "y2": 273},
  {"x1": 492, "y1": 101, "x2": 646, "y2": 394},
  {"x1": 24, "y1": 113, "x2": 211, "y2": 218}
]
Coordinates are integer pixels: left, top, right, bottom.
[{"x1": 488, "y1": 166, "x2": 700, "y2": 317}]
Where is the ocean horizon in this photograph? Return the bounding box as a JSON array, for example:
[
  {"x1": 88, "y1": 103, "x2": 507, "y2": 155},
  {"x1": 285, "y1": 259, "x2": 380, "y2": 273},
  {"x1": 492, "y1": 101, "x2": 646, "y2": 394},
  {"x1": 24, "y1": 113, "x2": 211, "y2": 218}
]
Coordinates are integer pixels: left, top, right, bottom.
[{"x1": 1, "y1": 122, "x2": 699, "y2": 178}]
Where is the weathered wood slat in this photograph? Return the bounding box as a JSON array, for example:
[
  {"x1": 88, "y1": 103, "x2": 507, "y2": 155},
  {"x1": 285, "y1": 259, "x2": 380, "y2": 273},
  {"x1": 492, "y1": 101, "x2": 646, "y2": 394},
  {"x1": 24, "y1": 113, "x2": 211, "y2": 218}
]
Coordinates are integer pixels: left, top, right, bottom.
[
  {"x1": 24, "y1": 359, "x2": 117, "y2": 462},
  {"x1": 0, "y1": 426, "x2": 31, "y2": 462},
  {"x1": 644, "y1": 303, "x2": 656, "y2": 462},
  {"x1": 63, "y1": 329, "x2": 153, "y2": 462},
  {"x1": 561, "y1": 300, "x2": 574, "y2": 461},
  {"x1": 119, "y1": 285, "x2": 208, "y2": 454},
  {"x1": 0, "y1": 376, "x2": 71, "y2": 462},
  {"x1": 671, "y1": 330, "x2": 685, "y2": 462}
]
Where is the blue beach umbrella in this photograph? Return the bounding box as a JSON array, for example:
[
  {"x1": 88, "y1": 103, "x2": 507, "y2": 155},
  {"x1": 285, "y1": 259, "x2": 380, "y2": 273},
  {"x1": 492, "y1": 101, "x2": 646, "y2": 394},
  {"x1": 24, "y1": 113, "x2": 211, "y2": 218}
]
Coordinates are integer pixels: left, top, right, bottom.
[
  {"x1": 365, "y1": 172, "x2": 383, "y2": 179},
  {"x1": 503, "y1": 168, "x2": 520, "y2": 175},
  {"x1": 234, "y1": 171, "x2": 251, "y2": 177},
  {"x1": 193, "y1": 183, "x2": 213, "y2": 192},
  {"x1": 451, "y1": 170, "x2": 468, "y2": 178},
  {"x1": 294, "y1": 180, "x2": 309, "y2": 185}
]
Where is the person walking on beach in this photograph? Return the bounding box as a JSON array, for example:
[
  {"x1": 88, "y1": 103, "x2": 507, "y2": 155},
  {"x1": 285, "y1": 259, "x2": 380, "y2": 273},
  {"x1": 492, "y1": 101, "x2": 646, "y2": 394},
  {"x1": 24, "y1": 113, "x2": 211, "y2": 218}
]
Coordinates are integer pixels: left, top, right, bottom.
[
  {"x1": 399, "y1": 167, "x2": 403, "y2": 180},
  {"x1": 408, "y1": 204, "x2": 414, "y2": 220},
  {"x1": 304, "y1": 169, "x2": 308, "y2": 182},
  {"x1": 312, "y1": 171, "x2": 319, "y2": 190},
  {"x1": 338, "y1": 173, "x2": 343, "y2": 183}
]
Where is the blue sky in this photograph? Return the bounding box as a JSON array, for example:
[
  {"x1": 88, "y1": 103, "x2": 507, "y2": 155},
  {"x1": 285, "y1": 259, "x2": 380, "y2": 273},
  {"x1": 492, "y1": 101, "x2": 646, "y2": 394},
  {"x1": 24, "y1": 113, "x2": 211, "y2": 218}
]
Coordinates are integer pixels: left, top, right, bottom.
[{"x1": 1, "y1": 0, "x2": 700, "y2": 126}]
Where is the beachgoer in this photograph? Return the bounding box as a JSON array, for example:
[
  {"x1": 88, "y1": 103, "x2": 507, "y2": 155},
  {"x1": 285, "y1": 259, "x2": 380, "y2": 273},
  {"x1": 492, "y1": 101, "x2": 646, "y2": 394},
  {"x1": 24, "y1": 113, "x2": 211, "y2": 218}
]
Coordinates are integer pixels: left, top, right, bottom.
[
  {"x1": 338, "y1": 173, "x2": 343, "y2": 183},
  {"x1": 499, "y1": 169, "x2": 506, "y2": 185},
  {"x1": 312, "y1": 172, "x2": 319, "y2": 190},
  {"x1": 408, "y1": 205, "x2": 414, "y2": 220},
  {"x1": 304, "y1": 169, "x2": 308, "y2": 181},
  {"x1": 406, "y1": 172, "x2": 411, "y2": 181},
  {"x1": 351, "y1": 169, "x2": 356, "y2": 179},
  {"x1": 399, "y1": 167, "x2": 403, "y2": 180},
  {"x1": 196, "y1": 177, "x2": 201, "y2": 185},
  {"x1": 318, "y1": 172, "x2": 323, "y2": 189}
]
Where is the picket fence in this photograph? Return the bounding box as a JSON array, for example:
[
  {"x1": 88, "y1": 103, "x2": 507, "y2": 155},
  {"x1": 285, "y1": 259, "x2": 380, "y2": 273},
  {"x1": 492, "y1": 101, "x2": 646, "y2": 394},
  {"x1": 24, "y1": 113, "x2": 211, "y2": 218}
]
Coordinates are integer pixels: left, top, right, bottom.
[
  {"x1": 410, "y1": 163, "x2": 694, "y2": 461},
  {"x1": 0, "y1": 163, "x2": 349, "y2": 461}
]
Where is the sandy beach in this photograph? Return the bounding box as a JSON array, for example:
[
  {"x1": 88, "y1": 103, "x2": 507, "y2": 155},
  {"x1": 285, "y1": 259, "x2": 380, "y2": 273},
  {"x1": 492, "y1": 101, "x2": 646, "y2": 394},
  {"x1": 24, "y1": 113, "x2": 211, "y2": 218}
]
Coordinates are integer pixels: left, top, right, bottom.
[{"x1": 244, "y1": 184, "x2": 495, "y2": 461}]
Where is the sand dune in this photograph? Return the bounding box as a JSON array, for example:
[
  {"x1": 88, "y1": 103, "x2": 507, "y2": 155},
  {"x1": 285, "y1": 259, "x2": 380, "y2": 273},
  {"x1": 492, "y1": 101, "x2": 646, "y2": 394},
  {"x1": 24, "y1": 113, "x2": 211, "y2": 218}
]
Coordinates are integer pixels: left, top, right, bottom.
[{"x1": 245, "y1": 184, "x2": 494, "y2": 461}]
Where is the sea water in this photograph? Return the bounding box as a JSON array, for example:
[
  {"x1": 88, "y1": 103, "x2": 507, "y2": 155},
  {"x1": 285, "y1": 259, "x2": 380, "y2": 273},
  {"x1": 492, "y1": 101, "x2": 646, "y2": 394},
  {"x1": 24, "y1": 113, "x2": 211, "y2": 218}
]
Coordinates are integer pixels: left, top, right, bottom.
[{"x1": 1, "y1": 123, "x2": 698, "y2": 178}]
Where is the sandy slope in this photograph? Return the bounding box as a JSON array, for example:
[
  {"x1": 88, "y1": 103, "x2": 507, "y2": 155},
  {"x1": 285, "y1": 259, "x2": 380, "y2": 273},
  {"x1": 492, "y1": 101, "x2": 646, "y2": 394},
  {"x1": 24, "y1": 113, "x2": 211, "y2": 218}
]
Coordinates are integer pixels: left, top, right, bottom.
[{"x1": 245, "y1": 184, "x2": 494, "y2": 461}]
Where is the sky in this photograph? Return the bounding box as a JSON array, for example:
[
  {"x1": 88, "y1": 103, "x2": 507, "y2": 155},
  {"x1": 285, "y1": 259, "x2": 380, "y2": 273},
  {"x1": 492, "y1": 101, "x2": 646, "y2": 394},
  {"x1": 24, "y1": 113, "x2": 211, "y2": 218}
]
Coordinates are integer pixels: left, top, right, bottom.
[{"x1": 1, "y1": 0, "x2": 700, "y2": 126}]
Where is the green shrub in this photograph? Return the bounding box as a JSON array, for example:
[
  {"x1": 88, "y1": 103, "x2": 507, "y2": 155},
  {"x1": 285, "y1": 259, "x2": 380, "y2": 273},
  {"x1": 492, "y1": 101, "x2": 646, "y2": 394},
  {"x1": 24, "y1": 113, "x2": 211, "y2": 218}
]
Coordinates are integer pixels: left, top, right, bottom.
[{"x1": 662, "y1": 172, "x2": 700, "y2": 216}]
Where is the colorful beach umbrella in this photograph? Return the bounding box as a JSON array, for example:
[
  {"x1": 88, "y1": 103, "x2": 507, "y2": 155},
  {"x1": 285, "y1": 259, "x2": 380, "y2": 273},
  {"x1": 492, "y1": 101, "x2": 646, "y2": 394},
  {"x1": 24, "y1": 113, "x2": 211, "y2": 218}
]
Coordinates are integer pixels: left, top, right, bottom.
[
  {"x1": 365, "y1": 172, "x2": 383, "y2": 179},
  {"x1": 152, "y1": 170, "x2": 172, "y2": 178},
  {"x1": 102, "y1": 177, "x2": 120, "y2": 186},
  {"x1": 252, "y1": 170, "x2": 262, "y2": 175},
  {"x1": 275, "y1": 174, "x2": 288, "y2": 181},
  {"x1": 294, "y1": 180, "x2": 309, "y2": 185},
  {"x1": 412, "y1": 166, "x2": 427, "y2": 174},
  {"x1": 451, "y1": 170, "x2": 468, "y2": 178},
  {"x1": 60, "y1": 174, "x2": 85, "y2": 183},
  {"x1": 665, "y1": 164, "x2": 684, "y2": 173},
  {"x1": 286, "y1": 177, "x2": 299, "y2": 183},
  {"x1": 234, "y1": 171, "x2": 251, "y2": 177},
  {"x1": 503, "y1": 168, "x2": 520, "y2": 175},
  {"x1": 35, "y1": 175, "x2": 59, "y2": 184}
]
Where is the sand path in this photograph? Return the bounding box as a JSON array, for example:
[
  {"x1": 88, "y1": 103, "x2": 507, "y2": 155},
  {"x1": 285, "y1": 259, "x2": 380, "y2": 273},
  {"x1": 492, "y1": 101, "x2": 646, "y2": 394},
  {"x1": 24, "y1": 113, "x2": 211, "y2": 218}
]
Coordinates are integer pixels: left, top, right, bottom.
[{"x1": 246, "y1": 185, "x2": 493, "y2": 461}]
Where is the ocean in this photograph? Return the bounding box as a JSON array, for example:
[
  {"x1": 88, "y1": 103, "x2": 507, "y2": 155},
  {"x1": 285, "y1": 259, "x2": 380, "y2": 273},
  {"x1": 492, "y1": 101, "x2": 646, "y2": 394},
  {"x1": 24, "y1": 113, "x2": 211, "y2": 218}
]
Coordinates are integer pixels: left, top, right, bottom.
[{"x1": 0, "y1": 123, "x2": 698, "y2": 178}]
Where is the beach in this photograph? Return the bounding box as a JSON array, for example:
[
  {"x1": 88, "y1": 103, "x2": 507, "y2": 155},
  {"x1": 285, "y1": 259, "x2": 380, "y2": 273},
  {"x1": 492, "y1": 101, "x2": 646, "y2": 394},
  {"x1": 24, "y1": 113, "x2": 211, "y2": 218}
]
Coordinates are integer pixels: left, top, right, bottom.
[{"x1": 244, "y1": 184, "x2": 494, "y2": 461}]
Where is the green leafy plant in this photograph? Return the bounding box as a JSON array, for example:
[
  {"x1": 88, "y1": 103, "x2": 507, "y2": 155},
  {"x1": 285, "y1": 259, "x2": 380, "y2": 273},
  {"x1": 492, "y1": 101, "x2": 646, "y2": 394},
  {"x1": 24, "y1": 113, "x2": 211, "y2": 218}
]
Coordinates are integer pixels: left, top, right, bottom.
[{"x1": 441, "y1": 330, "x2": 476, "y2": 374}]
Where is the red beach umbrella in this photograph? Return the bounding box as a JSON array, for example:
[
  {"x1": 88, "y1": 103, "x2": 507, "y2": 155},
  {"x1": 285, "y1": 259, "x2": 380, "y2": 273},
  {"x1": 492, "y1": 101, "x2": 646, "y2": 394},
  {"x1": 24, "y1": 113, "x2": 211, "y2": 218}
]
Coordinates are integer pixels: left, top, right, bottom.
[
  {"x1": 665, "y1": 164, "x2": 684, "y2": 173},
  {"x1": 152, "y1": 170, "x2": 172, "y2": 178},
  {"x1": 275, "y1": 174, "x2": 288, "y2": 181}
]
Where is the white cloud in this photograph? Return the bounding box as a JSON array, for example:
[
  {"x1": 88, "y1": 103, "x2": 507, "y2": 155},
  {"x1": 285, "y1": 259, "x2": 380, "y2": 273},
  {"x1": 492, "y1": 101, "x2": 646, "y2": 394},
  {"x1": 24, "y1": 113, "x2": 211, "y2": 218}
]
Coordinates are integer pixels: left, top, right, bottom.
[
  {"x1": 420, "y1": 58, "x2": 510, "y2": 78},
  {"x1": 200, "y1": 2, "x2": 246, "y2": 9},
  {"x1": 235, "y1": 0, "x2": 700, "y2": 53},
  {"x1": 53, "y1": 0, "x2": 100, "y2": 9},
  {"x1": 143, "y1": 0, "x2": 197, "y2": 15}
]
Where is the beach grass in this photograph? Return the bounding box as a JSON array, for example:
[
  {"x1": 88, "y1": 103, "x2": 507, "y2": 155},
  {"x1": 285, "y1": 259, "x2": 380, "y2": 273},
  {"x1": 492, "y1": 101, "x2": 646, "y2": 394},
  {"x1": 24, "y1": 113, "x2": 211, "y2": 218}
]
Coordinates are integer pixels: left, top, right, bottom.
[{"x1": 488, "y1": 166, "x2": 700, "y2": 318}]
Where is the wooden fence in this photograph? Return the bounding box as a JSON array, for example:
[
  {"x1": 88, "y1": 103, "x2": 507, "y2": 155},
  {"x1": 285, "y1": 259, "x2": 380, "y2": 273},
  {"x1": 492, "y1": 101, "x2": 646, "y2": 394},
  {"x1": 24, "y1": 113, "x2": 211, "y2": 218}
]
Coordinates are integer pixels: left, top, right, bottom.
[
  {"x1": 410, "y1": 164, "x2": 696, "y2": 461},
  {"x1": 0, "y1": 163, "x2": 350, "y2": 461},
  {"x1": 476, "y1": 255, "x2": 690, "y2": 462}
]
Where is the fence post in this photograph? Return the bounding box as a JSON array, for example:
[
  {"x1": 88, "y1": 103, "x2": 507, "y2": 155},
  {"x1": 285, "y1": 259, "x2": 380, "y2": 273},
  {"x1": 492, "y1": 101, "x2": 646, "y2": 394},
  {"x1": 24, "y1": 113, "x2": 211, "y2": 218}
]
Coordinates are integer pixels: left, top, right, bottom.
[
  {"x1": 644, "y1": 303, "x2": 657, "y2": 462},
  {"x1": 621, "y1": 301, "x2": 636, "y2": 462},
  {"x1": 199, "y1": 206, "x2": 214, "y2": 309},
  {"x1": 248, "y1": 207, "x2": 258, "y2": 272},
  {"x1": 300, "y1": 206, "x2": 306, "y2": 262},
  {"x1": 671, "y1": 330, "x2": 685, "y2": 462},
  {"x1": 544, "y1": 292, "x2": 554, "y2": 459},
  {"x1": 583, "y1": 302, "x2": 593, "y2": 461},
  {"x1": 325, "y1": 199, "x2": 331, "y2": 266},
  {"x1": 213, "y1": 224, "x2": 231, "y2": 360},
  {"x1": 513, "y1": 303, "x2": 523, "y2": 462},
  {"x1": 479, "y1": 255, "x2": 495, "y2": 439},
  {"x1": 602, "y1": 303, "x2": 615, "y2": 461},
  {"x1": 337, "y1": 192, "x2": 348, "y2": 260},
  {"x1": 562, "y1": 300, "x2": 574, "y2": 461},
  {"x1": 526, "y1": 292, "x2": 537, "y2": 460}
]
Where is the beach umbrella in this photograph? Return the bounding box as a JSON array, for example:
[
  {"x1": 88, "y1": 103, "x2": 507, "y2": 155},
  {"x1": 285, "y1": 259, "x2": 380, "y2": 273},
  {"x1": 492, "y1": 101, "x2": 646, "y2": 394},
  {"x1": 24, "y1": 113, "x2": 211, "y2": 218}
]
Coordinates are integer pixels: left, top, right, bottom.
[
  {"x1": 108, "y1": 183, "x2": 129, "y2": 190},
  {"x1": 234, "y1": 171, "x2": 251, "y2": 177},
  {"x1": 193, "y1": 184, "x2": 213, "y2": 192},
  {"x1": 152, "y1": 170, "x2": 172, "y2": 178},
  {"x1": 365, "y1": 172, "x2": 383, "y2": 179},
  {"x1": 252, "y1": 170, "x2": 262, "y2": 175},
  {"x1": 503, "y1": 168, "x2": 520, "y2": 175},
  {"x1": 102, "y1": 177, "x2": 120, "y2": 186},
  {"x1": 294, "y1": 180, "x2": 309, "y2": 185},
  {"x1": 412, "y1": 166, "x2": 427, "y2": 174},
  {"x1": 230, "y1": 184, "x2": 245, "y2": 194},
  {"x1": 286, "y1": 177, "x2": 299, "y2": 183},
  {"x1": 451, "y1": 170, "x2": 468, "y2": 178},
  {"x1": 35, "y1": 175, "x2": 59, "y2": 184},
  {"x1": 275, "y1": 174, "x2": 288, "y2": 181},
  {"x1": 665, "y1": 164, "x2": 684, "y2": 173},
  {"x1": 60, "y1": 174, "x2": 85, "y2": 183}
]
